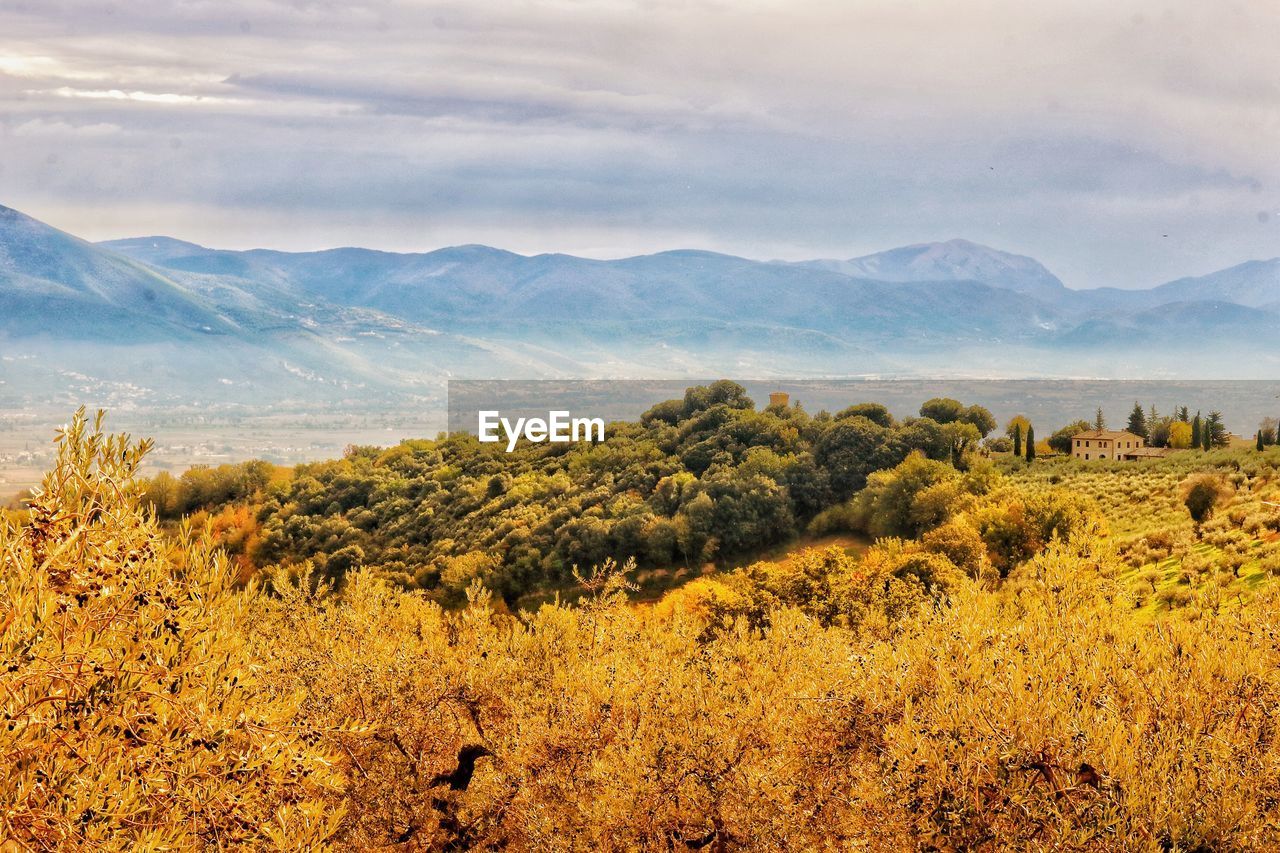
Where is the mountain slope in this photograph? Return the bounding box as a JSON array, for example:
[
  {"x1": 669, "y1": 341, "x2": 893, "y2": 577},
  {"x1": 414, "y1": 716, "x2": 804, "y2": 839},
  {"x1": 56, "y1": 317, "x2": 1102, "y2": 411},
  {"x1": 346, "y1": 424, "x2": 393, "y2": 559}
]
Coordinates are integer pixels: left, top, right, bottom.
[
  {"x1": 799, "y1": 239, "x2": 1068, "y2": 300},
  {"x1": 0, "y1": 205, "x2": 239, "y2": 340},
  {"x1": 1152, "y1": 259, "x2": 1280, "y2": 309}
]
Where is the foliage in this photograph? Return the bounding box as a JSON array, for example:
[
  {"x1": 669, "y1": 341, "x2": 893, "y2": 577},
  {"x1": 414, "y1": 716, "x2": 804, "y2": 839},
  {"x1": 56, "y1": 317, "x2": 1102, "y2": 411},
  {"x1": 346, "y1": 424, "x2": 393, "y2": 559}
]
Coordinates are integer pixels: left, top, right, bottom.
[
  {"x1": 144, "y1": 383, "x2": 995, "y2": 604},
  {"x1": 19, "y1": 411, "x2": 1280, "y2": 848},
  {"x1": 1182, "y1": 472, "x2": 1232, "y2": 524},
  {"x1": 1048, "y1": 419, "x2": 1090, "y2": 454},
  {"x1": 0, "y1": 410, "x2": 339, "y2": 849}
]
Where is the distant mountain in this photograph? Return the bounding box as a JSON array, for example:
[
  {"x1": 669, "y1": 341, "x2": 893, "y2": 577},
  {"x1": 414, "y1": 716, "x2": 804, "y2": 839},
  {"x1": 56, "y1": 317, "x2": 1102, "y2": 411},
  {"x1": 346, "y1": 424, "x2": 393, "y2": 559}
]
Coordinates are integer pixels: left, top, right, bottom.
[
  {"x1": 1, "y1": 203, "x2": 1277, "y2": 404},
  {"x1": 1152, "y1": 259, "x2": 1280, "y2": 309},
  {"x1": 0, "y1": 208, "x2": 549, "y2": 408},
  {"x1": 0, "y1": 205, "x2": 238, "y2": 340},
  {"x1": 799, "y1": 239, "x2": 1067, "y2": 300},
  {"x1": 100, "y1": 239, "x2": 1073, "y2": 350}
]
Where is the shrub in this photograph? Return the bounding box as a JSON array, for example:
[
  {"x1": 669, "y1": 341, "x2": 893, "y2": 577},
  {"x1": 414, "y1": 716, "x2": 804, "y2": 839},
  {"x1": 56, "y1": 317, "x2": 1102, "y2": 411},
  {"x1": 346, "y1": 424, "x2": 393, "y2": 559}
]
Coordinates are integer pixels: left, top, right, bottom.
[{"x1": 0, "y1": 410, "x2": 339, "y2": 848}]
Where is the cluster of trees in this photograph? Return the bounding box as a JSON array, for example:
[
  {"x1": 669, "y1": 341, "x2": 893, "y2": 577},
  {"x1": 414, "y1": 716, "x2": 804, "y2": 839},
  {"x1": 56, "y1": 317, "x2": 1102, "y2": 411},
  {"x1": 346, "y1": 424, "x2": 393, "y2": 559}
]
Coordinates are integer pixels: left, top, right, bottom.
[
  {"x1": 981, "y1": 416, "x2": 1036, "y2": 459},
  {"x1": 1122, "y1": 402, "x2": 1229, "y2": 450},
  {"x1": 1034, "y1": 403, "x2": 1235, "y2": 454},
  {"x1": 141, "y1": 383, "x2": 998, "y2": 602},
  {"x1": 14, "y1": 410, "x2": 1280, "y2": 849},
  {"x1": 1256, "y1": 417, "x2": 1280, "y2": 450}
]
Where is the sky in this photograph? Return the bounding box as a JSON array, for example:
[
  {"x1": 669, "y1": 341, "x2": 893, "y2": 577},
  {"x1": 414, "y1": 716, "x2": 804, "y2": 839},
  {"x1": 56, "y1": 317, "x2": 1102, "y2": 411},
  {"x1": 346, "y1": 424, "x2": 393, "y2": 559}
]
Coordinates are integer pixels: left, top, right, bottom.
[{"x1": 0, "y1": 0, "x2": 1277, "y2": 289}]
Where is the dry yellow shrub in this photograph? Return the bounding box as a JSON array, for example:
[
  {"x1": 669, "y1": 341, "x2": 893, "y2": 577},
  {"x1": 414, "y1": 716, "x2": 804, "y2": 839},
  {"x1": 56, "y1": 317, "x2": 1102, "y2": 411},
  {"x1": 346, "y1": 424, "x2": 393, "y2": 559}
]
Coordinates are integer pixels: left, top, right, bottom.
[{"x1": 0, "y1": 410, "x2": 340, "y2": 850}]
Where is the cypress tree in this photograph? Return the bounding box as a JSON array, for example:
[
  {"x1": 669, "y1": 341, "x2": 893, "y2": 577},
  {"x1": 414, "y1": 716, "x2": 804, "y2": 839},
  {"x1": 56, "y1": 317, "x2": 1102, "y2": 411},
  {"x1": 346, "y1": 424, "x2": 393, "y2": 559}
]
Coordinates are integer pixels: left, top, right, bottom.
[
  {"x1": 1192, "y1": 412, "x2": 1202, "y2": 449},
  {"x1": 1013, "y1": 424, "x2": 1022, "y2": 458},
  {"x1": 1259, "y1": 431, "x2": 1266, "y2": 451},
  {"x1": 1026, "y1": 425, "x2": 1036, "y2": 462},
  {"x1": 1095, "y1": 407, "x2": 1106, "y2": 432}
]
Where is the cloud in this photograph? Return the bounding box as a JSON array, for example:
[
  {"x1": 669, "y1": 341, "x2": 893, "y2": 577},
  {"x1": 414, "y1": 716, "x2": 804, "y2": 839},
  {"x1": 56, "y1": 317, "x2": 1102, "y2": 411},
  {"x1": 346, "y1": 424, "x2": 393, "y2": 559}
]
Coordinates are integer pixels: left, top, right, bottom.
[{"x1": 0, "y1": 0, "x2": 1275, "y2": 288}]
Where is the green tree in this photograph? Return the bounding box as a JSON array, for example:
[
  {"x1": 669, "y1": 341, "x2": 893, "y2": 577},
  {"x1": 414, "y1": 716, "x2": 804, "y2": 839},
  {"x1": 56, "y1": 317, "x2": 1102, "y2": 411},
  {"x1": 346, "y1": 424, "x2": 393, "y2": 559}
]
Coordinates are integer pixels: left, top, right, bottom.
[
  {"x1": 1191, "y1": 412, "x2": 1202, "y2": 448},
  {"x1": 961, "y1": 405, "x2": 997, "y2": 438},
  {"x1": 1048, "y1": 420, "x2": 1091, "y2": 455},
  {"x1": 1025, "y1": 425, "x2": 1036, "y2": 463},
  {"x1": 919, "y1": 398, "x2": 965, "y2": 424},
  {"x1": 1012, "y1": 424, "x2": 1022, "y2": 458},
  {"x1": 1206, "y1": 411, "x2": 1227, "y2": 449},
  {"x1": 814, "y1": 417, "x2": 905, "y2": 501},
  {"x1": 835, "y1": 402, "x2": 894, "y2": 428},
  {"x1": 1127, "y1": 402, "x2": 1148, "y2": 439},
  {"x1": 1094, "y1": 407, "x2": 1106, "y2": 431}
]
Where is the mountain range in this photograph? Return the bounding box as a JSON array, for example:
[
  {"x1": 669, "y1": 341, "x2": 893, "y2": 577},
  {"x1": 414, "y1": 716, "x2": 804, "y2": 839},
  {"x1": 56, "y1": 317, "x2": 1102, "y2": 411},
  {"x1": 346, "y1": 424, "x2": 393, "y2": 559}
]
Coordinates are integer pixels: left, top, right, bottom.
[{"x1": 1, "y1": 202, "x2": 1278, "y2": 412}]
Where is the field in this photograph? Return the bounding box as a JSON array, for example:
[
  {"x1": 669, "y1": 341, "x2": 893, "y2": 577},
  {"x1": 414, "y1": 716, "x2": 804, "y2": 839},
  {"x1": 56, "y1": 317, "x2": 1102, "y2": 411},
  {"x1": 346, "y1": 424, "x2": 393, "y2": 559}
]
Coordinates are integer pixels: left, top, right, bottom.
[
  {"x1": 10, "y1": 404, "x2": 1280, "y2": 850},
  {"x1": 998, "y1": 449, "x2": 1280, "y2": 614}
]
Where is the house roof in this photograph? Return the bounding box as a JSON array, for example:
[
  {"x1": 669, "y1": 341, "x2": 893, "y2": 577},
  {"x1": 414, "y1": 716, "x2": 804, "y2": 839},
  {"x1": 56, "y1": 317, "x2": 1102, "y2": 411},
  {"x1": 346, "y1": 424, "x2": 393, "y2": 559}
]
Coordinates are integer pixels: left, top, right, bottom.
[{"x1": 1072, "y1": 429, "x2": 1143, "y2": 442}]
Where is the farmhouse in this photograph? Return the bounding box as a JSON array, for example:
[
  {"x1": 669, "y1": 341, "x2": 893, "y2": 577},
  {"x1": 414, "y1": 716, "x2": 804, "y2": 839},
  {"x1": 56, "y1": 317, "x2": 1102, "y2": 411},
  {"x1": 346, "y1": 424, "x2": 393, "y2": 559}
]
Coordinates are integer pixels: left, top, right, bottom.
[{"x1": 1071, "y1": 429, "x2": 1146, "y2": 461}]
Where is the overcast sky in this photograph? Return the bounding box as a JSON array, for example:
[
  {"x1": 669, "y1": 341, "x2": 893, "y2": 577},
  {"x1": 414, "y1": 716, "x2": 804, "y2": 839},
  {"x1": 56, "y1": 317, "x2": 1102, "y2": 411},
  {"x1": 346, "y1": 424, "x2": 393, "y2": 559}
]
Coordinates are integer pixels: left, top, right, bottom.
[{"x1": 1, "y1": 0, "x2": 1277, "y2": 288}]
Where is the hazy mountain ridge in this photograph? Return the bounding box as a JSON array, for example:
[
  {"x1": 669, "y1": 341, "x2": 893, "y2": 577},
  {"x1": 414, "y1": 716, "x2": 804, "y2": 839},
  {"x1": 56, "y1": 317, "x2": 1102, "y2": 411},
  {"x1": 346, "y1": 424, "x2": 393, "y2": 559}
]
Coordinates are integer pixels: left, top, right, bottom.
[
  {"x1": 98, "y1": 225, "x2": 1278, "y2": 355},
  {"x1": 2, "y1": 204, "x2": 1278, "y2": 406}
]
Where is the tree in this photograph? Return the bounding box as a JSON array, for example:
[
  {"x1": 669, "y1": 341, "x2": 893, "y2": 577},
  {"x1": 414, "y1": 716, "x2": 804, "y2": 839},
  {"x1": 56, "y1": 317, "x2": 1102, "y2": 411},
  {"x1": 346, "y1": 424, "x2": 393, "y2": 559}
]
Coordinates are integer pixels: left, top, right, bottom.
[
  {"x1": 1182, "y1": 472, "x2": 1230, "y2": 525},
  {"x1": 985, "y1": 436, "x2": 1012, "y2": 453},
  {"x1": 1176, "y1": 405, "x2": 1190, "y2": 423},
  {"x1": 814, "y1": 417, "x2": 905, "y2": 501},
  {"x1": 1012, "y1": 424, "x2": 1022, "y2": 458},
  {"x1": 1259, "y1": 431, "x2": 1266, "y2": 451},
  {"x1": 1168, "y1": 421, "x2": 1193, "y2": 449},
  {"x1": 682, "y1": 380, "x2": 753, "y2": 417},
  {"x1": 1191, "y1": 412, "x2": 1202, "y2": 449},
  {"x1": 1206, "y1": 411, "x2": 1227, "y2": 449},
  {"x1": 1048, "y1": 420, "x2": 1091, "y2": 455},
  {"x1": 836, "y1": 402, "x2": 894, "y2": 428},
  {"x1": 1148, "y1": 416, "x2": 1174, "y2": 448},
  {"x1": 961, "y1": 405, "x2": 997, "y2": 438},
  {"x1": 1258, "y1": 417, "x2": 1278, "y2": 446},
  {"x1": 1025, "y1": 425, "x2": 1036, "y2": 463},
  {"x1": 1094, "y1": 407, "x2": 1106, "y2": 432},
  {"x1": 919, "y1": 398, "x2": 966, "y2": 424},
  {"x1": 941, "y1": 421, "x2": 982, "y2": 462},
  {"x1": 1005, "y1": 415, "x2": 1031, "y2": 441},
  {"x1": 851, "y1": 453, "x2": 961, "y2": 539},
  {"x1": 1127, "y1": 402, "x2": 1148, "y2": 439}
]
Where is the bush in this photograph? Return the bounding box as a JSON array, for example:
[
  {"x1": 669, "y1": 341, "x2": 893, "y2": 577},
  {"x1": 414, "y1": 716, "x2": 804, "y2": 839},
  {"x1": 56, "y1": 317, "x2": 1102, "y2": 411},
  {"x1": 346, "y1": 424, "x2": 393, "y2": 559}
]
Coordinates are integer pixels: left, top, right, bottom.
[
  {"x1": 1182, "y1": 473, "x2": 1232, "y2": 525},
  {"x1": 0, "y1": 410, "x2": 338, "y2": 848}
]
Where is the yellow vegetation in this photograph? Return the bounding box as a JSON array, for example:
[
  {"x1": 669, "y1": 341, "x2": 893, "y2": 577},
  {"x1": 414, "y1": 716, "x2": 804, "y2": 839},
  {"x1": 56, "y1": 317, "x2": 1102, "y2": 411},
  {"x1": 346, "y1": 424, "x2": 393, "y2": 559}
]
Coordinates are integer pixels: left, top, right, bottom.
[{"x1": 9, "y1": 413, "x2": 1280, "y2": 849}]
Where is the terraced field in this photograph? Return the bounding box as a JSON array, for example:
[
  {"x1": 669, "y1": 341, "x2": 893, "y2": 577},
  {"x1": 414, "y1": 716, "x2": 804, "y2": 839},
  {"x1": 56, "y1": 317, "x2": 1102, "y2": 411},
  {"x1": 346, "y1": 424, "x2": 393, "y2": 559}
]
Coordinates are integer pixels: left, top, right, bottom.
[{"x1": 1002, "y1": 448, "x2": 1280, "y2": 613}]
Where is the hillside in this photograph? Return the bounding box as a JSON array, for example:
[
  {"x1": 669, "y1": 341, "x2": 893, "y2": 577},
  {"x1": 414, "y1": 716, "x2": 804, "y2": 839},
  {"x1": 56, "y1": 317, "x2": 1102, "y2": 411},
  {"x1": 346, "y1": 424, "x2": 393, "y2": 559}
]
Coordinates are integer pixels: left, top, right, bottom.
[{"x1": 11, "y1": 404, "x2": 1280, "y2": 849}]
